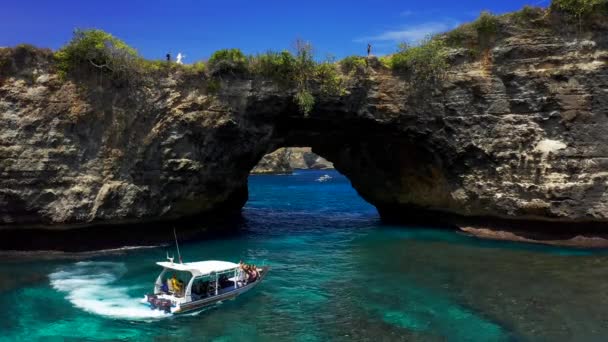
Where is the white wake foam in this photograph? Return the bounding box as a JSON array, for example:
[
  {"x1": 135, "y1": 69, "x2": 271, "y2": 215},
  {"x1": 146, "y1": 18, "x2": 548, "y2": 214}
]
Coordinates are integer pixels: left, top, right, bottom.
[{"x1": 49, "y1": 261, "x2": 170, "y2": 320}]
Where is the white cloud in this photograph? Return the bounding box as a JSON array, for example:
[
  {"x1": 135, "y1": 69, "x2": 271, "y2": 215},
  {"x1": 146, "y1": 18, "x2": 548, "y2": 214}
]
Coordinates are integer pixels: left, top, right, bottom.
[{"x1": 354, "y1": 21, "x2": 458, "y2": 44}]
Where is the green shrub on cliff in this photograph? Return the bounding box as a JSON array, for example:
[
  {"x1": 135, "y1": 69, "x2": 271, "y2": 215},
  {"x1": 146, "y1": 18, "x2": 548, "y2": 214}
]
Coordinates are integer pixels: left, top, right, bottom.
[
  {"x1": 249, "y1": 43, "x2": 344, "y2": 112},
  {"x1": 445, "y1": 24, "x2": 476, "y2": 48},
  {"x1": 551, "y1": 0, "x2": 608, "y2": 16},
  {"x1": 292, "y1": 39, "x2": 315, "y2": 90},
  {"x1": 295, "y1": 89, "x2": 315, "y2": 114},
  {"x1": 472, "y1": 11, "x2": 499, "y2": 35},
  {"x1": 378, "y1": 55, "x2": 393, "y2": 69},
  {"x1": 511, "y1": 5, "x2": 546, "y2": 26},
  {"x1": 292, "y1": 40, "x2": 317, "y2": 114},
  {"x1": 138, "y1": 59, "x2": 166, "y2": 72},
  {"x1": 315, "y1": 60, "x2": 344, "y2": 96},
  {"x1": 444, "y1": 11, "x2": 500, "y2": 52},
  {"x1": 551, "y1": 0, "x2": 608, "y2": 29},
  {"x1": 249, "y1": 50, "x2": 296, "y2": 86},
  {"x1": 208, "y1": 48, "x2": 248, "y2": 75},
  {"x1": 182, "y1": 61, "x2": 207, "y2": 75},
  {"x1": 389, "y1": 37, "x2": 448, "y2": 85},
  {"x1": 472, "y1": 11, "x2": 499, "y2": 48},
  {"x1": 340, "y1": 55, "x2": 367, "y2": 75},
  {"x1": 54, "y1": 29, "x2": 140, "y2": 80}
]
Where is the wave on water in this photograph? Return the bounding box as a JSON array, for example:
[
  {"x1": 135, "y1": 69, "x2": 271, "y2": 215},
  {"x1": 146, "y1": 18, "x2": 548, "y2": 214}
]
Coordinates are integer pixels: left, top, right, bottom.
[
  {"x1": 49, "y1": 261, "x2": 170, "y2": 320},
  {"x1": 0, "y1": 245, "x2": 163, "y2": 262}
]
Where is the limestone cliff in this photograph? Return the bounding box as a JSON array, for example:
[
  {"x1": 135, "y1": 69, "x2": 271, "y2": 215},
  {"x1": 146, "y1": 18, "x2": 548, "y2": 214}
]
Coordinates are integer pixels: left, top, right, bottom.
[
  {"x1": 251, "y1": 147, "x2": 333, "y2": 174},
  {"x1": 1, "y1": 10, "x2": 608, "y2": 236}
]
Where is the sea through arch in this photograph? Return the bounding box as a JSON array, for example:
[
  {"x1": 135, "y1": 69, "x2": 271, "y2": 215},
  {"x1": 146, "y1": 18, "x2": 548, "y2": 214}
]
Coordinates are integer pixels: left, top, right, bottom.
[{"x1": 244, "y1": 145, "x2": 381, "y2": 237}]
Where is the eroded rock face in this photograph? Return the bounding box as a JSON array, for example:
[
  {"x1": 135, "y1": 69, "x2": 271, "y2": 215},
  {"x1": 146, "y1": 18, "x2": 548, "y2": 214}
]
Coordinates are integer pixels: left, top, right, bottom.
[{"x1": 1, "y1": 24, "x2": 607, "y2": 232}]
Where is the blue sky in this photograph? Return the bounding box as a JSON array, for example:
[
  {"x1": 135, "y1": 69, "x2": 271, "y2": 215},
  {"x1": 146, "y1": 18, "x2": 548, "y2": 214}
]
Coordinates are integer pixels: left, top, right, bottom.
[{"x1": 1, "y1": 0, "x2": 549, "y2": 61}]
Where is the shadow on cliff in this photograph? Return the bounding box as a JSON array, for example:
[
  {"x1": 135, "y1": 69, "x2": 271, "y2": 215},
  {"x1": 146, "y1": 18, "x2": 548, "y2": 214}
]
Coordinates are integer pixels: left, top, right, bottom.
[
  {"x1": 381, "y1": 206, "x2": 608, "y2": 249},
  {"x1": 0, "y1": 213, "x2": 248, "y2": 252}
]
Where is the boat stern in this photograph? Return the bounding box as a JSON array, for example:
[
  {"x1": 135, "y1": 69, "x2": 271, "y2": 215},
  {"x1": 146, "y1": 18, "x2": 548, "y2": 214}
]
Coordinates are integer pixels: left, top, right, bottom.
[{"x1": 145, "y1": 294, "x2": 173, "y2": 313}]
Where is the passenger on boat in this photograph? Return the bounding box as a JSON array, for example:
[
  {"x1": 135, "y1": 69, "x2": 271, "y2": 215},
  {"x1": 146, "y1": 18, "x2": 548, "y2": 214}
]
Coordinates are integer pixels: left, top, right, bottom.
[
  {"x1": 237, "y1": 266, "x2": 247, "y2": 287},
  {"x1": 219, "y1": 274, "x2": 233, "y2": 288},
  {"x1": 192, "y1": 281, "x2": 200, "y2": 295},
  {"x1": 192, "y1": 280, "x2": 209, "y2": 299},
  {"x1": 161, "y1": 279, "x2": 169, "y2": 294},
  {"x1": 246, "y1": 265, "x2": 258, "y2": 283},
  {"x1": 170, "y1": 274, "x2": 183, "y2": 295}
]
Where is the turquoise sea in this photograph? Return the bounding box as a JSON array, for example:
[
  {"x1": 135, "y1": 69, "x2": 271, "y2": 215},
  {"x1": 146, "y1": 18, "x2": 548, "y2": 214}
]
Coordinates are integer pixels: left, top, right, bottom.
[{"x1": 2, "y1": 170, "x2": 608, "y2": 341}]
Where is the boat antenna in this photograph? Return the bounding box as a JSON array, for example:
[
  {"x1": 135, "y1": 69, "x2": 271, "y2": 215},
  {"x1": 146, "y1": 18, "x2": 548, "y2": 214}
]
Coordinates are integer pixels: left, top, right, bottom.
[{"x1": 173, "y1": 227, "x2": 183, "y2": 264}]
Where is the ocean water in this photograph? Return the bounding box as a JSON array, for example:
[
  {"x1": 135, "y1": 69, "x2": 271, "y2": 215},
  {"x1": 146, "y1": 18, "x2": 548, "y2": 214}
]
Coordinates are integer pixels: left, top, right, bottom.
[{"x1": 2, "y1": 170, "x2": 608, "y2": 341}]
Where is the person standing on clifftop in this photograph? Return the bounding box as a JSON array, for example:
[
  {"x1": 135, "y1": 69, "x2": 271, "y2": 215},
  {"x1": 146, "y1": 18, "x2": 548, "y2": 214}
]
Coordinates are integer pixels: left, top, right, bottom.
[
  {"x1": 367, "y1": 43, "x2": 372, "y2": 56},
  {"x1": 166, "y1": 53, "x2": 171, "y2": 62}
]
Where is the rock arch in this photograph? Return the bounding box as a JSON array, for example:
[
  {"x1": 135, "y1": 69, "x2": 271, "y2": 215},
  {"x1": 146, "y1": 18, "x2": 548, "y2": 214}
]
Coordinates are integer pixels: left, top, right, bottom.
[{"x1": 1, "y1": 34, "x2": 608, "y2": 238}]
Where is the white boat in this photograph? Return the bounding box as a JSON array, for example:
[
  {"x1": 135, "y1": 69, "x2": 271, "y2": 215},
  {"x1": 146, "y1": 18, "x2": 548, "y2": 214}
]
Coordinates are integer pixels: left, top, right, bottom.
[
  {"x1": 144, "y1": 259, "x2": 269, "y2": 314},
  {"x1": 316, "y1": 174, "x2": 332, "y2": 182}
]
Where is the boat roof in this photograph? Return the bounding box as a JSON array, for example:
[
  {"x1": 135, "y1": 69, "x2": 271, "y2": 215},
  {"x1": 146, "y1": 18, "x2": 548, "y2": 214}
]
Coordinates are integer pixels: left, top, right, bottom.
[{"x1": 156, "y1": 260, "x2": 239, "y2": 276}]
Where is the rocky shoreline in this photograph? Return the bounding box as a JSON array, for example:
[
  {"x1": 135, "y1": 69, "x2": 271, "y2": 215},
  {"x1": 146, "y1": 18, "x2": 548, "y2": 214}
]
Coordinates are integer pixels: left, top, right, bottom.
[{"x1": 460, "y1": 226, "x2": 608, "y2": 248}]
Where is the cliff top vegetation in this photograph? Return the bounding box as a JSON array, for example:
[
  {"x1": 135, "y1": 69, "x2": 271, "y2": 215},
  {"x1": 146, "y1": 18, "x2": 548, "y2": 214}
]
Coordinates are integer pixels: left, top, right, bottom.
[{"x1": 1, "y1": 0, "x2": 606, "y2": 114}]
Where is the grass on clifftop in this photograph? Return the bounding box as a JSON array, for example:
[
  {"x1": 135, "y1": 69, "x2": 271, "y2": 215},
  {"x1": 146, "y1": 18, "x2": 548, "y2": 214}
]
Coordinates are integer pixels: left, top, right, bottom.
[
  {"x1": 54, "y1": 29, "x2": 207, "y2": 85},
  {"x1": 248, "y1": 50, "x2": 297, "y2": 86},
  {"x1": 185, "y1": 40, "x2": 343, "y2": 114},
  {"x1": 551, "y1": 0, "x2": 608, "y2": 29},
  {"x1": 552, "y1": 0, "x2": 608, "y2": 16},
  {"x1": 444, "y1": 11, "x2": 500, "y2": 50},
  {"x1": 53, "y1": 29, "x2": 346, "y2": 114},
  {"x1": 382, "y1": 38, "x2": 449, "y2": 86},
  {"x1": 46, "y1": 1, "x2": 606, "y2": 109}
]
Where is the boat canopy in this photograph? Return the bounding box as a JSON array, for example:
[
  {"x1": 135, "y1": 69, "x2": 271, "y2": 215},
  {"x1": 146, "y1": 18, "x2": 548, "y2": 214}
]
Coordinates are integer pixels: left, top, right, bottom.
[{"x1": 156, "y1": 260, "x2": 239, "y2": 277}]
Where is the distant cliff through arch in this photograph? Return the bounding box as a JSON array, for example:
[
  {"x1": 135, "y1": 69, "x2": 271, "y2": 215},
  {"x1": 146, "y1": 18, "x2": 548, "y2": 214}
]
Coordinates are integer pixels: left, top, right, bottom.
[{"x1": 251, "y1": 147, "x2": 333, "y2": 174}]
